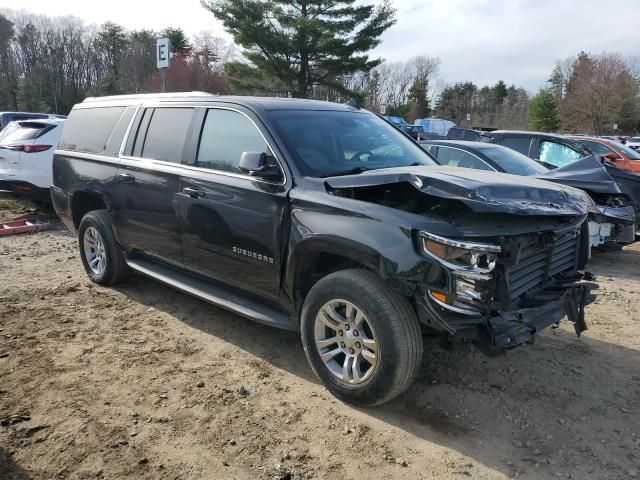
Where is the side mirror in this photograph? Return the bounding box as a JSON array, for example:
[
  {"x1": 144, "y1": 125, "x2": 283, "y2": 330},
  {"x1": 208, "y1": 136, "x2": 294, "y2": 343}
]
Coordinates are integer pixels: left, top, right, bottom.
[
  {"x1": 239, "y1": 152, "x2": 282, "y2": 180},
  {"x1": 603, "y1": 152, "x2": 618, "y2": 161}
]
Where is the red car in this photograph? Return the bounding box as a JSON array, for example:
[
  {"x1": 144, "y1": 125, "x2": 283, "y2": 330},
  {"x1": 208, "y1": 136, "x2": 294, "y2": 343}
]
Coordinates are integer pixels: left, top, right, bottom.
[{"x1": 568, "y1": 136, "x2": 640, "y2": 174}]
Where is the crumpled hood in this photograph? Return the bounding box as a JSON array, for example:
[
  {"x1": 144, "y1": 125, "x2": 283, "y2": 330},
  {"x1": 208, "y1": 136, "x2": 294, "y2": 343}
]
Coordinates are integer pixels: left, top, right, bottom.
[
  {"x1": 325, "y1": 165, "x2": 594, "y2": 216},
  {"x1": 535, "y1": 155, "x2": 622, "y2": 195}
]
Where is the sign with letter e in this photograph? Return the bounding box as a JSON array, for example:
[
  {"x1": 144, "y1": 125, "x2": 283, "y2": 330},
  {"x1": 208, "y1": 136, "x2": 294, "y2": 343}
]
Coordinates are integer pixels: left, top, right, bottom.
[{"x1": 156, "y1": 38, "x2": 170, "y2": 69}]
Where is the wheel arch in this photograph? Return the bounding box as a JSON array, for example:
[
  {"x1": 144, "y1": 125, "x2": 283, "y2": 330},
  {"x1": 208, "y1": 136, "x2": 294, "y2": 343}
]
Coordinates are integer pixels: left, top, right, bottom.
[
  {"x1": 286, "y1": 236, "x2": 412, "y2": 313},
  {"x1": 70, "y1": 189, "x2": 110, "y2": 230}
]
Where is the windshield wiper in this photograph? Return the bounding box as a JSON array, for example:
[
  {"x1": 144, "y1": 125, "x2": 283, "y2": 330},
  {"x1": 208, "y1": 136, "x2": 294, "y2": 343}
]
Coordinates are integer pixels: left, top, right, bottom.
[{"x1": 321, "y1": 166, "x2": 371, "y2": 177}]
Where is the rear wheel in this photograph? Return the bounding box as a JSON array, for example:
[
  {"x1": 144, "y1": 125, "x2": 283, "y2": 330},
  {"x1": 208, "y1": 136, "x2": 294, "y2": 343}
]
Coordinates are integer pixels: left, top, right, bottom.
[
  {"x1": 300, "y1": 269, "x2": 423, "y2": 406},
  {"x1": 78, "y1": 210, "x2": 130, "y2": 285}
]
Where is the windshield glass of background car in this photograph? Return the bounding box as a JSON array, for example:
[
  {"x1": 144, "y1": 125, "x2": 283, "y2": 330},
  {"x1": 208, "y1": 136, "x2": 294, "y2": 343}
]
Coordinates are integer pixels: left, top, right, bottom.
[
  {"x1": 612, "y1": 141, "x2": 640, "y2": 160},
  {"x1": 482, "y1": 146, "x2": 549, "y2": 175},
  {"x1": 271, "y1": 110, "x2": 437, "y2": 177},
  {"x1": 538, "y1": 141, "x2": 583, "y2": 167},
  {"x1": 575, "y1": 140, "x2": 615, "y2": 157}
]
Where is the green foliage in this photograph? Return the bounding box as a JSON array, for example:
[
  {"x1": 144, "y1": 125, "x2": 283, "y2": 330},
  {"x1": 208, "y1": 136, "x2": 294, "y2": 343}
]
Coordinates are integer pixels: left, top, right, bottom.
[
  {"x1": 435, "y1": 81, "x2": 477, "y2": 121},
  {"x1": 407, "y1": 71, "x2": 430, "y2": 120},
  {"x1": 492, "y1": 80, "x2": 508, "y2": 103},
  {"x1": 203, "y1": 0, "x2": 396, "y2": 97},
  {"x1": 16, "y1": 78, "x2": 49, "y2": 112},
  {"x1": 529, "y1": 88, "x2": 560, "y2": 132},
  {"x1": 161, "y1": 27, "x2": 189, "y2": 52}
]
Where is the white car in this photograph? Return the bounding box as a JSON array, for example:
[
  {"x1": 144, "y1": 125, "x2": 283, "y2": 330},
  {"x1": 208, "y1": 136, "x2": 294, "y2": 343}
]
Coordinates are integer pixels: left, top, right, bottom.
[
  {"x1": 0, "y1": 118, "x2": 65, "y2": 202},
  {"x1": 627, "y1": 136, "x2": 640, "y2": 152}
]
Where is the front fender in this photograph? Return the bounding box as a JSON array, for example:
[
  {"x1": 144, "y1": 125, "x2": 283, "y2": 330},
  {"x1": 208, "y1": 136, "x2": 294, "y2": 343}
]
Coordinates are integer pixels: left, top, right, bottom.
[{"x1": 284, "y1": 205, "x2": 445, "y2": 302}]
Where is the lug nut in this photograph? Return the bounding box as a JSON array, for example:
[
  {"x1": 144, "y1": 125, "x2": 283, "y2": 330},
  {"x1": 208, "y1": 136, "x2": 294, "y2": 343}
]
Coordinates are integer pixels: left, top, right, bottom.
[
  {"x1": 345, "y1": 324, "x2": 350, "y2": 331},
  {"x1": 353, "y1": 330, "x2": 359, "y2": 336},
  {"x1": 340, "y1": 342, "x2": 346, "y2": 348},
  {"x1": 338, "y1": 330, "x2": 343, "y2": 336},
  {"x1": 348, "y1": 348, "x2": 355, "y2": 354},
  {"x1": 355, "y1": 342, "x2": 361, "y2": 348}
]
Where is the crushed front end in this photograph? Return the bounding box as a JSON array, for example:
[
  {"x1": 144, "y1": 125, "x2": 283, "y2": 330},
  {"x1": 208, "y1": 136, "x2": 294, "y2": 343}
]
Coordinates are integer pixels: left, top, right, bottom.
[{"x1": 415, "y1": 218, "x2": 598, "y2": 349}]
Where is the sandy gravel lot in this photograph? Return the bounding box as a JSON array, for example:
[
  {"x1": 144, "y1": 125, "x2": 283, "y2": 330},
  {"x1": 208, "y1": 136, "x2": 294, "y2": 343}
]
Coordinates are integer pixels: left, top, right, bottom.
[{"x1": 1, "y1": 197, "x2": 639, "y2": 479}]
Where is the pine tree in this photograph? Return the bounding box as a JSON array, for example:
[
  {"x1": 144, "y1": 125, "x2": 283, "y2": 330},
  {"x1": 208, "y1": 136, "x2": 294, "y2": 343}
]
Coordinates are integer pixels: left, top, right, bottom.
[
  {"x1": 529, "y1": 88, "x2": 560, "y2": 132},
  {"x1": 202, "y1": 0, "x2": 395, "y2": 98}
]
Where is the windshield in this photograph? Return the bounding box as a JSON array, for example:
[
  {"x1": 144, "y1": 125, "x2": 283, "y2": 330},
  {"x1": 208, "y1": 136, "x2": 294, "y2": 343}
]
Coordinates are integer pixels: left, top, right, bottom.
[
  {"x1": 612, "y1": 141, "x2": 640, "y2": 160},
  {"x1": 480, "y1": 145, "x2": 549, "y2": 175},
  {"x1": 271, "y1": 110, "x2": 437, "y2": 177}
]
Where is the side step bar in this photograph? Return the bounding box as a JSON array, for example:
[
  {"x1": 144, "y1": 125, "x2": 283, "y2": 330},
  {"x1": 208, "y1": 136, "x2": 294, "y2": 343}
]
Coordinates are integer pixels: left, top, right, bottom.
[{"x1": 126, "y1": 258, "x2": 297, "y2": 331}]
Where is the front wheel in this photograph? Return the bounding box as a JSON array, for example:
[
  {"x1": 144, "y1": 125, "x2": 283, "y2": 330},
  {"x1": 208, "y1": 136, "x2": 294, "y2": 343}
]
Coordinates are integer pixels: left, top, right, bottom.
[{"x1": 300, "y1": 269, "x2": 423, "y2": 406}]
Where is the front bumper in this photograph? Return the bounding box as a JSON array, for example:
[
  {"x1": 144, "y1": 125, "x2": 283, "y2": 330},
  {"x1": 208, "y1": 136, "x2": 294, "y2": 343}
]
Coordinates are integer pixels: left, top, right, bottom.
[
  {"x1": 417, "y1": 279, "x2": 597, "y2": 349},
  {"x1": 487, "y1": 281, "x2": 597, "y2": 348}
]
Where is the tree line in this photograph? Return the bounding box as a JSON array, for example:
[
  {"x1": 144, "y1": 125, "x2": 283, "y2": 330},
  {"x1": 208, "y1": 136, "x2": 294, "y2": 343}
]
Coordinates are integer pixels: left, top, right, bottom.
[
  {"x1": 1, "y1": 2, "x2": 638, "y2": 135},
  {"x1": 530, "y1": 52, "x2": 640, "y2": 135},
  {"x1": 0, "y1": 10, "x2": 236, "y2": 115}
]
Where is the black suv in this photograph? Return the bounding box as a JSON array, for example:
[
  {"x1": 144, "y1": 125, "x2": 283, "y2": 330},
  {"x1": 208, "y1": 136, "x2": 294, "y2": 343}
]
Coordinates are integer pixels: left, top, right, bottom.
[{"x1": 52, "y1": 93, "x2": 597, "y2": 406}]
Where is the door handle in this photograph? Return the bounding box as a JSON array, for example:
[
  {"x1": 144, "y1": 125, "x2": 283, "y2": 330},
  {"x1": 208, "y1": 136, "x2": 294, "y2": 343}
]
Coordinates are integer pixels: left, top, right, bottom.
[
  {"x1": 118, "y1": 173, "x2": 136, "y2": 183},
  {"x1": 182, "y1": 187, "x2": 205, "y2": 198}
]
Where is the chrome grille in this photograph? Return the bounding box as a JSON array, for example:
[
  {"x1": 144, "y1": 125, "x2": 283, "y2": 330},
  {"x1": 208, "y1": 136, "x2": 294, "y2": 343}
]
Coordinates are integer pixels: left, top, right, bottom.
[{"x1": 507, "y1": 232, "x2": 578, "y2": 299}]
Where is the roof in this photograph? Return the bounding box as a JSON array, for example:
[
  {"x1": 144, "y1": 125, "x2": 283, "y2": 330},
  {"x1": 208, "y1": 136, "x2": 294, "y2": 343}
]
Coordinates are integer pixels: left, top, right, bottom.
[
  {"x1": 488, "y1": 130, "x2": 566, "y2": 138},
  {"x1": 418, "y1": 139, "x2": 500, "y2": 149},
  {"x1": 567, "y1": 135, "x2": 614, "y2": 143},
  {"x1": 80, "y1": 92, "x2": 361, "y2": 113}
]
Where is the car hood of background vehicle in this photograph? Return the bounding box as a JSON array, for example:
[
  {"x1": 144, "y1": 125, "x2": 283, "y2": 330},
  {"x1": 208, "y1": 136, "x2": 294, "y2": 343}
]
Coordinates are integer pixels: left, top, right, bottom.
[
  {"x1": 325, "y1": 165, "x2": 593, "y2": 217},
  {"x1": 535, "y1": 155, "x2": 623, "y2": 195}
]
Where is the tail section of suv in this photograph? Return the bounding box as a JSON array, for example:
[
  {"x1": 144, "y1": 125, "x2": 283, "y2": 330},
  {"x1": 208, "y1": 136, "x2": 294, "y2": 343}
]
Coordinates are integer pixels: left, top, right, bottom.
[
  {"x1": 0, "y1": 118, "x2": 65, "y2": 202},
  {"x1": 52, "y1": 93, "x2": 597, "y2": 406}
]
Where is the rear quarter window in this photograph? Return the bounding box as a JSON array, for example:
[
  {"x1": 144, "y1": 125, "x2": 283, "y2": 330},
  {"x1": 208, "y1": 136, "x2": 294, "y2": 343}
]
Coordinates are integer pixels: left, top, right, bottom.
[{"x1": 58, "y1": 107, "x2": 126, "y2": 154}]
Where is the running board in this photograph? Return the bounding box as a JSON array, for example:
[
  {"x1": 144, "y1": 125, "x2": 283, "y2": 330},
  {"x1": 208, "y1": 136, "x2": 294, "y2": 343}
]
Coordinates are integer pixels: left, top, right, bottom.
[{"x1": 126, "y1": 258, "x2": 297, "y2": 331}]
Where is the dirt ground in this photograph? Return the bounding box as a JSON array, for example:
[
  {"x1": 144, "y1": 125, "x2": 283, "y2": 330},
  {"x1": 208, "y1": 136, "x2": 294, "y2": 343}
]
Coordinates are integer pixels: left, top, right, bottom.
[{"x1": 1, "y1": 195, "x2": 639, "y2": 480}]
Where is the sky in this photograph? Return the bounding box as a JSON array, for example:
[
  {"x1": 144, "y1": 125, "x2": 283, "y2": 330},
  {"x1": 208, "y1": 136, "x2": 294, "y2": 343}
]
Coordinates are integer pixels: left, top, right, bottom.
[{"x1": 4, "y1": 0, "x2": 639, "y2": 92}]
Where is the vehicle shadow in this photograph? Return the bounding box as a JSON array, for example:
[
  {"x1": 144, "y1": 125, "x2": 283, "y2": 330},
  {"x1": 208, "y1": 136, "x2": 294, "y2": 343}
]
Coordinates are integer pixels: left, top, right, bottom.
[
  {"x1": 0, "y1": 447, "x2": 31, "y2": 479},
  {"x1": 117, "y1": 274, "x2": 640, "y2": 479}
]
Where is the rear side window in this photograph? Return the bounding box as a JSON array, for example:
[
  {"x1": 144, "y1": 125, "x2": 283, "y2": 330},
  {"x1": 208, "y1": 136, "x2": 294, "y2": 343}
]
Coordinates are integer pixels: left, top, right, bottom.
[
  {"x1": 0, "y1": 122, "x2": 53, "y2": 144},
  {"x1": 140, "y1": 108, "x2": 193, "y2": 163},
  {"x1": 59, "y1": 107, "x2": 125, "y2": 153},
  {"x1": 197, "y1": 109, "x2": 270, "y2": 173},
  {"x1": 500, "y1": 137, "x2": 531, "y2": 156}
]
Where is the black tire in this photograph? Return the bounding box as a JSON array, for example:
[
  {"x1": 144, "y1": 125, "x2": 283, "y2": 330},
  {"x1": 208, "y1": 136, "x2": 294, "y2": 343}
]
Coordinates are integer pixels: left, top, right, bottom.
[
  {"x1": 300, "y1": 269, "x2": 423, "y2": 406},
  {"x1": 78, "y1": 209, "x2": 130, "y2": 285}
]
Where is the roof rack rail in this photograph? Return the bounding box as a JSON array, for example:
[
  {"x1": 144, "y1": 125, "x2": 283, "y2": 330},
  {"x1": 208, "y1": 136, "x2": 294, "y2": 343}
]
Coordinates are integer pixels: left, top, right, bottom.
[{"x1": 82, "y1": 91, "x2": 212, "y2": 103}]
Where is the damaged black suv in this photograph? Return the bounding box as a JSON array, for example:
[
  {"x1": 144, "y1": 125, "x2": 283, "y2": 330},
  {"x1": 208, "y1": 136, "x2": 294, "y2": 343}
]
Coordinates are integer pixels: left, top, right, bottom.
[{"x1": 52, "y1": 94, "x2": 597, "y2": 406}]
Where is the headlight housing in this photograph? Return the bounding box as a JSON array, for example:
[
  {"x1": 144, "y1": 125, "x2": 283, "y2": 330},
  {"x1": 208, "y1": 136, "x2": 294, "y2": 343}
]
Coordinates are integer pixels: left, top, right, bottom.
[
  {"x1": 420, "y1": 232, "x2": 500, "y2": 274},
  {"x1": 419, "y1": 232, "x2": 501, "y2": 316}
]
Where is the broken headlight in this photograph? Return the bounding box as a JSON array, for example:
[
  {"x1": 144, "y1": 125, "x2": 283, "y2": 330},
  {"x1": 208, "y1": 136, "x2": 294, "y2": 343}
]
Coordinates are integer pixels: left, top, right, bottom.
[
  {"x1": 419, "y1": 232, "x2": 500, "y2": 274},
  {"x1": 420, "y1": 232, "x2": 501, "y2": 316}
]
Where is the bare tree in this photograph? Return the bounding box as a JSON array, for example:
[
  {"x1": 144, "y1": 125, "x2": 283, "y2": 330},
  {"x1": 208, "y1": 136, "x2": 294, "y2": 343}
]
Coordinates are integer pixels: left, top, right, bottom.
[{"x1": 560, "y1": 53, "x2": 640, "y2": 134}]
